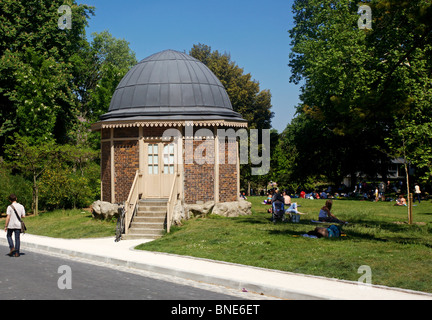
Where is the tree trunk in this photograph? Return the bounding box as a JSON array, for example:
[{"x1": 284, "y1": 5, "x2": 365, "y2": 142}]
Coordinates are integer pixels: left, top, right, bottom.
[
  {"x1": 404, "y1": 163, "x2": 412, "y2": 224},
  {"x1": 402, "y1": 138, "x2": 412, "y2": 224},
  {"x1": 32, "y1": 174, "x2": 39, "y2": 215}
]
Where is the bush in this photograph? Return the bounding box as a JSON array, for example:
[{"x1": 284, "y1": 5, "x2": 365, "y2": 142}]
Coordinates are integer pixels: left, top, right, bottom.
[
  {"x1": 0, "y1": 166, "x2": 32, "y2": 212},
  {"x1": 39, "y1": 163, "x2": 100, "y2": 210}
]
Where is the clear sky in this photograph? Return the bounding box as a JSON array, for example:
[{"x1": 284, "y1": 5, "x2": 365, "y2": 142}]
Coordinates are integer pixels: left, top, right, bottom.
[{"x1": 78, "y1": 0, "x2": 301, "y2": 133}]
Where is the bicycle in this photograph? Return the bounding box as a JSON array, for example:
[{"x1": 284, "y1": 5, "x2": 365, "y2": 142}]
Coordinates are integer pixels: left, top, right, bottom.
[{"x1": 115, "y1": 205, "x2": 125, "y2": 242}]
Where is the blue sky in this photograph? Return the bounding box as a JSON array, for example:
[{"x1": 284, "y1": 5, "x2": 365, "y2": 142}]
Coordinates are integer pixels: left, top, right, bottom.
[{"x1": 79, "y1": 0, "x2": 301, "y2": 132}]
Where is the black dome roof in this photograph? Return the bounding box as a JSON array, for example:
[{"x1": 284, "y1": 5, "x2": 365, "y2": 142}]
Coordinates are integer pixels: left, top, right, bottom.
[{"x1": 99, "y1": 49, "x2": 245, "y2": 123}]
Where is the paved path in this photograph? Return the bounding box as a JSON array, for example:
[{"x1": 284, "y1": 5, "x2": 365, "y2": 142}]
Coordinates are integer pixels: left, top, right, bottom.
[{"x1": 1, "y1": 231, "x2": 431, "y2": 300}]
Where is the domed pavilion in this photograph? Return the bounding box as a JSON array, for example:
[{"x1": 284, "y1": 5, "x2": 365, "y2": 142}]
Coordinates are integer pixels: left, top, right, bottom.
[{"x1": 92, "y1": 49, "x2": 247, "y2": 237}]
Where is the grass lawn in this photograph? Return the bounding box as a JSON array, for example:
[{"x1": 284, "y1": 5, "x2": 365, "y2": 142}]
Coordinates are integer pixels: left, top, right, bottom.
[
  {"x1": 136, "y1": 196, "x2": 432, "y2": 293},
  {"x1": 0, "y1": 209, "x2": 116, "y2": 239},
  {"x1": 1, "y1": 198, "x2": 431, "y2": 293}
]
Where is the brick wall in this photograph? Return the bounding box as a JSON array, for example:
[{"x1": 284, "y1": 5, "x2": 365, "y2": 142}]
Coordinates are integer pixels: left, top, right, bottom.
[
  {"x1": 114, "y1": 127, "x2": 139, "y2": 139},
  {"x1": 101, "y1": 141, "x2": 111, "y2": 202},
  {"x1": 100, "y1": 126, "x2": 239, "y2": 205},
  {"x1": 114, "y1": 140, "x2": 139, "y2": 202},
  {"x1": 184, "y1": 138, "x2": 215, "y2": 204},
  {"x1": 219, "y1": 139, "x2": 238, "y2": 202}
]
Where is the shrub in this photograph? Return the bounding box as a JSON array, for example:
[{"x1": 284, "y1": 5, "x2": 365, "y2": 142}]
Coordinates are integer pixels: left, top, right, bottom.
[{"x1": 0, "y1": 166, "x2": 32, "y2": 212}]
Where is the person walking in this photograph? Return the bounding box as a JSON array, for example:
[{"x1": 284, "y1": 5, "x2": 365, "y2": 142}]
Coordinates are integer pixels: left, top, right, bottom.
[
  {"x1": 414, "y1": 183, "x2": 421, "y2": 203},
  {"x1": 4, "y1": 194, "x2": 26, "y2": 257}
]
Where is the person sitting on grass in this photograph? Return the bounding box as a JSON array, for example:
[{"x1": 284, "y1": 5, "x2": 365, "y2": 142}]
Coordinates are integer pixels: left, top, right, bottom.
[
  {"x1": 318, "y1": 199, "x2": 347, "y2": 224},
  {"x1": 263, "y1": 191, "x2": 273, "y2": 205},
  {"x1": 395, "y1": 195, "x2": 407, "y2": 206},
  {"x1": 282, "y1": 190, "x2": 291, "y2": 206}
]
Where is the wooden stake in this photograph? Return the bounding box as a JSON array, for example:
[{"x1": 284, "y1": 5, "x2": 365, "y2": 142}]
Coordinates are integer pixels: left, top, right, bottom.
[{"x1": 408, "y1": 193, "x2": 413, "y2": 225}]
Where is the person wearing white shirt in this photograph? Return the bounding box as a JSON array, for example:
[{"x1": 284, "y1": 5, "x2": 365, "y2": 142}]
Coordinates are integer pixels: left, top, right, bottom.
[
  {"x1": 4, "y1": 194, "x2": 26, "y2": 257},
  {"x1": 414, "y1": 183, "x2": 421, "y2": 203}
]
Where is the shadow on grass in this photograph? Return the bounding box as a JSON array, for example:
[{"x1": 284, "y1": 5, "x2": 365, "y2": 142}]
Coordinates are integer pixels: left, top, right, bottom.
[
  {"x1": 234, "y1": 217, "x2": 268, "y2": 225},
  {"x1": 230, "y1": 211, "x2": 432, "y2": 248}
]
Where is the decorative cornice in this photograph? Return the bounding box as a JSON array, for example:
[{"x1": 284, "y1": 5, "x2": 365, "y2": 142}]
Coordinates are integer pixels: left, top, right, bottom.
[{"x1": 92, "y1": 120, "x2": 248, "y2": 131}]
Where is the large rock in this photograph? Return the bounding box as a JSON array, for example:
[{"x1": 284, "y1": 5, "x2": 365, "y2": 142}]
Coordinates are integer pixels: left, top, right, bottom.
[
  {"x1": 185, "y1": 201, "x2": 215, "y2": 218},
  {"x1": 172, "y1": 200, "x2": 186, "y2": 226},
  {"x1": 212, "y1": 200, "x2": 252, "y2": 217},
  {"x1": 172, "y1": 200, "x2": 252, "y2": 226},
  {"x1": 91, "y1": 200, "x2": 119, "y2": 221},
  {"x1": 172, "y1": 201, "x2": 215, "y2": 226}
]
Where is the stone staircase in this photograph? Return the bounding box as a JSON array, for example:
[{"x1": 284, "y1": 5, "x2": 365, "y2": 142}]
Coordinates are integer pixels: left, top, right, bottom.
[{"x1": 123, "y1": 199, "x2": 168, "y2": 240}]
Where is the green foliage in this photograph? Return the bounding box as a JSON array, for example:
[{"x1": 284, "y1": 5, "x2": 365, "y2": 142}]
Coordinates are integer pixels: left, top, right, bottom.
[
  {"x1": 286, "y1": 0, "x2": 432, "y2": 185},
  {"x1": 4, "y1": 134, "x2": 99, "y2": 213},
  {"x1": 190, "y1": 44, "x2": 274, "y2": 192},
  {"x1": 190, "y1": 43, "x2": 273, "y2": 130},
  {"x1": 84, "y1": 31, "x2": 137, "y2": 122},
  {"x1": 0, "y1": 164, "x2": 32, "y2": 211},
  {"x1": 4, "y1": 134, "x2": 60, "y2": 214},
  {"x1": 0, "y1": 0, "x2": 95, "y2": 146},
  {"x1": 39, "y1": 166, "x2": 97, "y2": 210},
  {"x1": 3, "y1": 48, "x2": 76, "y2": 142},
  {"x1": 0, "y1": 2, "x2": 137, "y2": 211}
]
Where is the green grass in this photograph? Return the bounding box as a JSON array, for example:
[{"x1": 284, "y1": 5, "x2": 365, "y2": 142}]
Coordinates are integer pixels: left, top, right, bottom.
[
  {"x1": 136, "y1": 196, "x2": 432, "y2": 293},
  {"x1": 2, "y1": 198, "x2": 431, "y2": 293},
  {"x1": 1, "y1": 209, "x2": 116, "y2": 239}
]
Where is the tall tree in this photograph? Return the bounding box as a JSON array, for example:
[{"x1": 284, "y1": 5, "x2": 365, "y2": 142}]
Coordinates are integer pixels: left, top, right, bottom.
[
  {"x1": 287, "y1": 0, "x2": 432, "y2": 185},
  {"x1": 5, "y1": 134, "x2": 59, "y2": 215},
  {"x1": 190, "y1": 44, "x2": 274, "y2": 192},
  {"x1": 190, "y1": 44, "x2": 273, "y2": 130},
  {"x1": 85, "y1": 31, "x2": 138, "y2": 123},
  {"x1": 0, "y1": 0, "x2": 95, "y2": 146}
]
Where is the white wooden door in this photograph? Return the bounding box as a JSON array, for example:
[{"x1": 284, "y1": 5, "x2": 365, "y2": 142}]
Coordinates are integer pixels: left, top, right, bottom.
[{"x1": 144, "y1": 141, "x2": 176, "y2": 199}]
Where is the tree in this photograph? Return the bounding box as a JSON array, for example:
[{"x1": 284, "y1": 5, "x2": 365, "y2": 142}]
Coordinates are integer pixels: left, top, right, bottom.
[
  {"x1": 0, "y1": 163, "x2": 32, "y2": 211},
  {"x1": 287, "y1": 0, "x2": 432, "y2": 186},
  {"x1": 68, "y1": 31, "x2": 137, "y2": 150},
  {"x1": 0, "y1": 0, "x2": 95, "y2": 147},
  {"x1": 189, "y1": 44, "x2": 274, "y2": 130},
  {"x1": 4, "y1": 134, "x2": 99, "y2": 213},
  {"x1": 189, "y1": 44, "x2": 274, "y2": 193},
  {"x1": 2, "y1": 48, "x2": 76, "y2": 143},
  {"x1": 84, "y1": 31, "x2": 137, "y2": 123},
  {"x1": 4, "y1": 134, "x2": 60, "y2": 215}
]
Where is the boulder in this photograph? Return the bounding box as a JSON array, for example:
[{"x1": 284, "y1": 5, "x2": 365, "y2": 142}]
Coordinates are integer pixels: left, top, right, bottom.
[
  {"x1": 172, "y1": 200, "x2": 185, "y2": 226},
  {"x1": 184, "y1": 201, "x2": 215, "y2": 218},
  {"x1": 172, "y1": 201, "x2": 215, "y2": 226},
  {"x1": 212, "y1": 200, "x2": 252, "y2": 217},
  {"x1": 171, "y1": 200, "x2": 252, "y2": 226},
  {"x1": 91, "y1": 200, "x2": 119, "y2": 221}
]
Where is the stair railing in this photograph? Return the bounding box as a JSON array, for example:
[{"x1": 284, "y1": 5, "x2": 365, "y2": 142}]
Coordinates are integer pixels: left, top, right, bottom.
[
  {"x1": 124, "y1": 170, "x2": 142, "y2": 235},
  {"x1": 166, "y1": 171, "x2": 180, "y2": 233}
]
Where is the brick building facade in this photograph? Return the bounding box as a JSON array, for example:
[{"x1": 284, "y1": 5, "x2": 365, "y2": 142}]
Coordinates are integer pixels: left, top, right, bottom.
[
  {"x1": 93, "y1": 50, "x2": 247, "y2": 204},
  {"x1": 97, "y1": 123, "x2": 243, "y2": 205},
  {"x1": 92, "y1": 50, "x2": 247, "y2": 206}
]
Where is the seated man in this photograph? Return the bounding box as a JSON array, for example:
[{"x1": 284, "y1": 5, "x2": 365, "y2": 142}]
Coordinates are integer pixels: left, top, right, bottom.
[{"x1": 282, "y1": 190, "x2": 291, "y2": 206}]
